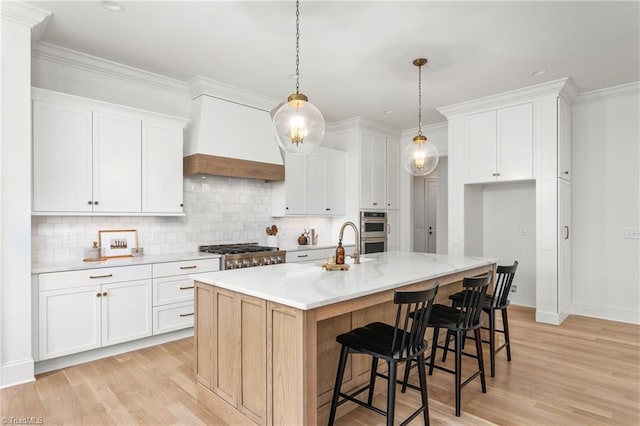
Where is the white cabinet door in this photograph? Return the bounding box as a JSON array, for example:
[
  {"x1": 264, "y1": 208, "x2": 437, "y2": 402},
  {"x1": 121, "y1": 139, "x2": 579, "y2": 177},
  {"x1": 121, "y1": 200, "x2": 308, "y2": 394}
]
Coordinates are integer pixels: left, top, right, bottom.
[
  {"x1": 497, "y1": 103, "x2": 533, "y2": 181},
  {"x1": 386, "y1": 138, "x2": 400, "y2": 209},
  {"x1": 305, "y1": 149, "x2": 326, "y2": 215},
  {"x1": 325, "y1": 149, "x2": 346, "y2": 215},
  {"x1": 92, "y1": 113, "x2": 142, "y2": 213},
  {"x1": 283, "y1": 153, "x2": 306, "y2": 214},
  {"x1": 101, "y1": 280, "x2": 152, "y2": 347},
  {"x1": 32, "y1": 101, "x2": 93, "y2": 212},
  {"x1": 558, "y1": 179, "x2": 571, "y2": 312},
  {"x1": 142, "y1": 122, "x2": 184, "y2": 213},
  {"x1": 39, "y1": 285, "x2": 101, "y2": 360},
  {"x1": 361, "y1": 131, "x2": 386, "y2": 209},
  {"x1": 387, "y1": 210, "x2": 400, "y2": 251},
  {"x1": 558, "y1": 98, "x2": 571, "y2": 180},
  {"x1": 467, "y1": 110, "x2": 497, "y2": 183}
]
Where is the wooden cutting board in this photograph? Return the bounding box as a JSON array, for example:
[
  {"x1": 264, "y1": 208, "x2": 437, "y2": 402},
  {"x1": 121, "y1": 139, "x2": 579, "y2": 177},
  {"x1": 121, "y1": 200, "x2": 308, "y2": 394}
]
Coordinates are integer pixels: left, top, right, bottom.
[{"x1": 322, "y1": 263, "x2": 350, "y2": 271}]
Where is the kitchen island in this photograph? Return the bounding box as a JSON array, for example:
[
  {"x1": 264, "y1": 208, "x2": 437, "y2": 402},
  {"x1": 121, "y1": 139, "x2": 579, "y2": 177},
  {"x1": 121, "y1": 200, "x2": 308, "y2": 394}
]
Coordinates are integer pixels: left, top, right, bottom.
[{"x1": 192, "y1": 251, "x2": 495, "y2": 425}]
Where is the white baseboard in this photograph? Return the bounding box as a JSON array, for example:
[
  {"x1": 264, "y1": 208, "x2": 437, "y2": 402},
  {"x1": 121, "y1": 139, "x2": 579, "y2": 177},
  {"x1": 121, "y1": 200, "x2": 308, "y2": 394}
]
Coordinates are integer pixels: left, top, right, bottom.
[
  {"x1": 35, "y1": 328, "x2": 193, "y2": 375},
  {"x1": 1, "y1": 358, "x2": 35, "y2": 389},
  {"x1": 570, "y1": 303, "x2": 640, "y2": 324},
  {"x1": 535, "y1": 310, "x2": 564, "y2": 325}
]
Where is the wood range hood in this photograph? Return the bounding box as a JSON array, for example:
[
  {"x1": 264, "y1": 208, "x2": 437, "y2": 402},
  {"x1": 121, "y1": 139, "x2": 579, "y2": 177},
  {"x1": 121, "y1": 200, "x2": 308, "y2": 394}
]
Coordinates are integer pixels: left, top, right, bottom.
[{"x1": 184, "y1": 86, "x2": 285, "y2": 182}]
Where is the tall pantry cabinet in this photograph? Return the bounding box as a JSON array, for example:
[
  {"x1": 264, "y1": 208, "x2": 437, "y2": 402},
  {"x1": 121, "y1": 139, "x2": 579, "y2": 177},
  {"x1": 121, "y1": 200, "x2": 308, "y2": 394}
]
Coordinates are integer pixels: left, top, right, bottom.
[{"x1": 439, "y1": 78, "x2": 577, "y2": 325}]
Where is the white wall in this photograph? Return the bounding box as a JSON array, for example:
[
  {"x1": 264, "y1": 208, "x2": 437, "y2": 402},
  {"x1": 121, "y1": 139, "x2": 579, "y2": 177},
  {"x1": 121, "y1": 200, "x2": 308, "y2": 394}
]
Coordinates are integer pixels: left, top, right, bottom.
[
  {"x1": 482, "y1": 182, "x2": 536, "y2": 307},
  {"x1": 1, "y1": 2, "x2": 49, "y2": 389},
  {"x1": 571, "y1": 86, "x2": 640, "y2": 323}
]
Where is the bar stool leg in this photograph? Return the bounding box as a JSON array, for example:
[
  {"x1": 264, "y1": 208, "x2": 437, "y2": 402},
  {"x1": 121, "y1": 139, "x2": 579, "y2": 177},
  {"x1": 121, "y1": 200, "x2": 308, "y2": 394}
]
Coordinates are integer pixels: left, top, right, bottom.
[
  {"x1": 442, "y1": 330, "x2": 453, "y2": 362},
  {"x1": 474, "y1": 328, "x2": 487, "y2": 393},
  {"x1": 502, "y1": 307, "x2": 512, "y2": 361},
  {"x1": 367, "y1": 357, "x2": 379, "y2": 405},
  {"x1": 328, "y1": 345, "x2": 349, "y2": 426},
  {"x1": 429, "y1": 327, "x2": 440, "y2": 376},
  {"x1": 417, "y1": 353, "x2": 430, "y2": 426},
  {"x1": 386, "y1": 361, "x2": 397, "y2": 426},
  {"x1": 489, "y1": 309, "x2": 496, "y2": 377},
  {"x1": 401, "y1": 358, "x2": 411, "y2": 393},
  {"x1": 454, "y1": 329, "x2": 463, "y2": 416}
]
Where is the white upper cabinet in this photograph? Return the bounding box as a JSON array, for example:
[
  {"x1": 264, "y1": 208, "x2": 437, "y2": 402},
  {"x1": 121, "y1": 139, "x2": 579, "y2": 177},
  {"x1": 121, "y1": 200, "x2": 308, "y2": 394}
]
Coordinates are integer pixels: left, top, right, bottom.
[
  {"x1": 92, "y1": 112, "x2": 142, "y2": 212},
  {"x1": 272, "y1": 146, "x2": 346, "y2": 216},
  {"x1": 466, "y1": 102, "x2": 533, "y2": 183},
  {"x1": 385, "y1": 138, "x2": 400, "y2": 209},
  {"x1": 360, "y1": 130, "x2": 400, "y2": 210},
  {"x1": 33, "y1": 101, "x2": 93, "y2": 213},
  {"x1": 557, "y1": 98, "x2": 571, "y2": 180},
  {"x1": 142, "y1": 122, "x2": 184, "y2": 213},
  {"x1": 32, "y1": 89, "x2": 188, "y2": 216}
]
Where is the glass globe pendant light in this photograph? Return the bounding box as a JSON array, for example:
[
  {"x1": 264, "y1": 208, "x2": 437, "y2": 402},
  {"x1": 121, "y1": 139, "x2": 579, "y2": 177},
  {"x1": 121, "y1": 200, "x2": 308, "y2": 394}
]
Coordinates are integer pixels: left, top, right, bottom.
[
  {"x1": 402, "y1": 58, "x2": 439, "y2": 176},
  {"x1": 272, "y1": 0, "x2": 325, "y2": 155}
]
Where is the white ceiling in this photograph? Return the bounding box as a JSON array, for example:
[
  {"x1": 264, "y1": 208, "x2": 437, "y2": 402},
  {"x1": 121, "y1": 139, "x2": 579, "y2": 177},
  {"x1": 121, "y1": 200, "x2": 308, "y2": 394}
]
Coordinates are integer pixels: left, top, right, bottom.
[{"x1": 27, "y1": 0, "x2": 640, "y2": 130}]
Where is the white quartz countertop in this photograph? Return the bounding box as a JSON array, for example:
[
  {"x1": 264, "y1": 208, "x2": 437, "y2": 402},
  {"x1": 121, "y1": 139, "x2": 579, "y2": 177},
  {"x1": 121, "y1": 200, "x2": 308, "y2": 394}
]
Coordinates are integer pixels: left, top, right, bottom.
[
  {"x1": 191, "y1": 251, "x2": 495, "y2": 310},
  {"x1": 32, "y1": 252, "x2": 222, "y2": 274}
]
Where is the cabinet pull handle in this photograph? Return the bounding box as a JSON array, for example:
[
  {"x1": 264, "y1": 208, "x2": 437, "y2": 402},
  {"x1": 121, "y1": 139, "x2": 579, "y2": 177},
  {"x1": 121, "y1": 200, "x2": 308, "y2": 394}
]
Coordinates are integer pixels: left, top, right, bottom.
[
  {"x1": 372, "y1": 202, "x2": 378, "y2": 206},
  {"x1": 325, "y1": 208, "x2": 331, "y2": 211},
  {"x1": 94, "y1": 201, "x2": 99, "y2": 205},
  {"x1": 88, "y1": 201, "x2": 93, "y2": 205},
  {"x1": 180, "y1": 313, "x2": 194, "y2": 317},
  {"x1": 297, "y1": 254, "x2": 309, "y2": 258},
  {"x1": 102, "y1": 292, "x2": 108, "y2": 297},
  {"x1": 180, "y1": 203, "x2": 184, "y2": 207},
  {"x1": 89, "y1": 274, "x2": 113, "y2": 279},
  {"x1": 179, "y1": 265, "x2": 197, "y2": 270},
  {"x1": 564, "y1": 225, "x2": 570, "y2": 240},
  {"x1": 388, "y1": 224, "x2": 391, "y2": 234},
  {"x1": 179, "y1": 286, "x2": 194, "y2": 290},
  {"x1": 563, "y1": 171, "x2": 569, "y2": 175},
  {"x1": 96, "y1": 293, "x2": 102, "y2": 297}
]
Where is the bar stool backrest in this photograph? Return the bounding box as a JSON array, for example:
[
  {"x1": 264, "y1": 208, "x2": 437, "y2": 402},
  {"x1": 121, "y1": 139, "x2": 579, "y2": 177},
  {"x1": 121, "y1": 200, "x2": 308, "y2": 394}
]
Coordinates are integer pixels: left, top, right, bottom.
[
  {"x1": 391, "y1": 284, "x2": 439, "y2": 360},
  {"x1": 491, "y1": 261, "x2": 519, "y2": 308},
  {"x1": 455, "y1": 273, "x2": 491, "y2": 329}
]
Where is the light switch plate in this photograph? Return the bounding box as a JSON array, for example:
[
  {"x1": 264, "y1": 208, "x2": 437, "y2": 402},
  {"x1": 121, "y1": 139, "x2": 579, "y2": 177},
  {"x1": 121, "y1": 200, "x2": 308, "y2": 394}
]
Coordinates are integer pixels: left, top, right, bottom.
[{"x1": 624, "y1": 229, "x2": 640, "y2": 239}]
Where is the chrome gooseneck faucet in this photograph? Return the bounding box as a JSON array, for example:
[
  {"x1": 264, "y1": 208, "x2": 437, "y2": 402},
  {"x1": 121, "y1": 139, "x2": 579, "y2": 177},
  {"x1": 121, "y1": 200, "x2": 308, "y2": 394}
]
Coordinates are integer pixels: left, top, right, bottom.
[{"x1": 338, "y1": 221, "x2": 360, "y2": 264}]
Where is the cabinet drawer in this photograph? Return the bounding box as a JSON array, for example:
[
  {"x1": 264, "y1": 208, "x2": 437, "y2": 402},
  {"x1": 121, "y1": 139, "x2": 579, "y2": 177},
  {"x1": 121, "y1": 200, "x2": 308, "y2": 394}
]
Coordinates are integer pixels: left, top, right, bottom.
[
  {"x1": 152, "y1": 258, "x2": 220, "y2": 278},
  {"x1": 153, "y1": 302, "x2": 194, "y2": 335},
  {"x1": 153, "y1": 276, "x2": 194, "y2": 306},
  {"x1": 286, "y1": 248, "x2": 334, "y2": 263},
  {"x1": 39, "y1": 265, "x2": 152, "y2": 292}
]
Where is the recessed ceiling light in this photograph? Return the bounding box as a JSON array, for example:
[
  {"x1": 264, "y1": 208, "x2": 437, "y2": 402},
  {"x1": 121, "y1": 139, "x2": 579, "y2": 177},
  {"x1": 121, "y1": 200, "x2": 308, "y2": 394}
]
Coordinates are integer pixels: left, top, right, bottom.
[
  {"x1": 102, "y1": 1, "x2": 124, "y2": 12},
  {"x1": 384, "y1": 110, "x2": 393, "y2": 114},
  {"x1": 531, "y1": 69, "x2": 547, "y2": 76}
]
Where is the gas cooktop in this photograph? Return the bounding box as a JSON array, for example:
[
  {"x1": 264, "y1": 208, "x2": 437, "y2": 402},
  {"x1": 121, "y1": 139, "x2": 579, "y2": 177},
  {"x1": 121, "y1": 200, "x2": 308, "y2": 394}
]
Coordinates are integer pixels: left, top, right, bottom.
[{"x1": 199, "y1": 243, "x2": 286, "y2": 269}]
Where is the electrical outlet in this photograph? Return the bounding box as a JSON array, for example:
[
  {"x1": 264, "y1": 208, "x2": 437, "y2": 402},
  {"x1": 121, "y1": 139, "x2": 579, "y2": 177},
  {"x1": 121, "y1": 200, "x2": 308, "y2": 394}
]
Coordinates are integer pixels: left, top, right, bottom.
[
  {"x1": 62, "y1": 233, "x2": 76, "y2": 247},
  {"x1": 510, "y1": 285, "x2": 518, "y2": 293},
  {"x1": 624, "y1": 228, "x2": 640, "y2": 239},
  {"x1": 519, "y1": 227, "x2": 527, "y2": 237}
]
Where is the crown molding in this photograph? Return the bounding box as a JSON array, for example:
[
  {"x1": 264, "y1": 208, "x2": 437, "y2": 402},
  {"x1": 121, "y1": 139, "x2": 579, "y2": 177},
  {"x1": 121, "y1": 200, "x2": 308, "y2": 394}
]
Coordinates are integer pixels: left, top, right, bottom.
[
  {"x1": 574, "y1": 81, "x2": 640, "y2": 105},
  {"x1": 324, "y1": 116, "x2": 401, "y2": 138},
  {"x1": 401, "y1": 121, "x2": 448, "y2": 138},
  {"x1": 187, "y1": 75, "x2": 280, "y2": 112},
  {"x1": 437, "y1": 77, "x2": 575, "y2": 118},
  {"x1": 32, "y1": 42, "x2": 188, "y2": 96},
  {"x1": 1, "y1": 1, "x2": 50, "y2": 27},
  {"x1": 325, "y1": 117, "x2": 362, "y2": 133},
  {"x1": 357, "y1": 117, "x2": 402, "y2": 138}
]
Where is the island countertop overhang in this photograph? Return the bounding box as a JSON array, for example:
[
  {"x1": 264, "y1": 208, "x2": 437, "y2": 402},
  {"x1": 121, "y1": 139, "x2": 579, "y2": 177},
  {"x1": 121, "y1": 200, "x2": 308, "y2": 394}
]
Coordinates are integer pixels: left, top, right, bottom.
[{"x1": 191, "y1": 251, "x2": 495, "y2": 310}]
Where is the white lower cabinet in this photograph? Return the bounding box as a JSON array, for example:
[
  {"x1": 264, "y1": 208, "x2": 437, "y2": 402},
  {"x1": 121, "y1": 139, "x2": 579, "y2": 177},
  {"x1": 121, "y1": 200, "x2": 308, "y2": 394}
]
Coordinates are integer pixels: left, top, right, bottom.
[
  {"x1": 38, "y1": 265, "x2": 152, "y2": 361},
  {"x1": 36, "y1": 257, "x2": 220, "y2": 362},
  {"x1": 151, "y1": 258, "x2": 220, "y2": 335}
]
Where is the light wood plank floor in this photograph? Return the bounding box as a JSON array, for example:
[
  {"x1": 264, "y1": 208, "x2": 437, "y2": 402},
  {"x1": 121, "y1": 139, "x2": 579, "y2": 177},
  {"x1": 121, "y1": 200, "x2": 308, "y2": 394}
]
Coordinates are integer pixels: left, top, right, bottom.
[{"x1": 2, "y1": 306, "x2": 639, "y2": 425}]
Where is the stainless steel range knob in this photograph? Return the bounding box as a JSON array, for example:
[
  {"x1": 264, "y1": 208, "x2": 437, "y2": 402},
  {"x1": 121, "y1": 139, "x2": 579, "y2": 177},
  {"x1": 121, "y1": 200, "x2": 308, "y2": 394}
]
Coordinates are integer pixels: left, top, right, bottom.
[
  {"x1": 226, "y1": 261, "x2": 233, "y2": 269},
  {"x1": 252, "y1": 259, "x2": 259, "y2": 267},
  {"x1": 264, "y1": 258, "x2": 271, "y2": 265},
  {"x1": 234, "y1": 260, "x2": 241, "y2": 269},
  {"x1": 242, "y1": 260, "x2": 250, "y2": 268}
]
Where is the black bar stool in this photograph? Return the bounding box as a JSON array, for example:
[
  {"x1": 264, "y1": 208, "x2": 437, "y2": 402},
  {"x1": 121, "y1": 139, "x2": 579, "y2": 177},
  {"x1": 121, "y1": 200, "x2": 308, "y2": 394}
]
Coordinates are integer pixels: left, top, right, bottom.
[
  {"x1": 327, "y1": 284, "x2": 439, "y2": 426},
  {"x1": 403, "y1": 273, "x2": 490, "y2": 417},
  {"x1": 444, "y1": 261, "x2": 518, "y2": 377}
]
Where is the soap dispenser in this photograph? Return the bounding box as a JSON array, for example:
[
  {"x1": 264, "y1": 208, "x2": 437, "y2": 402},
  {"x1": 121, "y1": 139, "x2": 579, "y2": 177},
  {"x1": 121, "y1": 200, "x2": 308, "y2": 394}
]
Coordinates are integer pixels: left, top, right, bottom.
[{"x1": 335, "y1": 241, "x2": 345, "y2": 265}]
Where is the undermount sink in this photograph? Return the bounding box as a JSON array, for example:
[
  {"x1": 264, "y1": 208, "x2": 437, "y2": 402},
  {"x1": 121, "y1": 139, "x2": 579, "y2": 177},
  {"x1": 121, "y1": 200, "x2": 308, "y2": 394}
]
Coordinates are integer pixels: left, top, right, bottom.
[{"x1": 345, "y1": 256, "x2": 374, "y2": 264}]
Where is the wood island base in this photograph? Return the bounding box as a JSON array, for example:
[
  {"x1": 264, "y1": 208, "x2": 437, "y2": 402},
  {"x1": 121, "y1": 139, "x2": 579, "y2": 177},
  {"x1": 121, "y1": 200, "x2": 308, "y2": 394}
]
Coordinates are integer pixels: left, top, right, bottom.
[{"x1": 194, "y1": 263, "x2": 494, "y2": 425}]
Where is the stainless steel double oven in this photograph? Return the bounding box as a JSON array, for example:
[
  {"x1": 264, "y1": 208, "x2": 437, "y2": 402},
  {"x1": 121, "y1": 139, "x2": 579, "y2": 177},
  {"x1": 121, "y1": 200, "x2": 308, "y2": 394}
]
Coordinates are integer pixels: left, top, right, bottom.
[{"x1": 360, "y1": 211, "x2": 387, "y2": 254}]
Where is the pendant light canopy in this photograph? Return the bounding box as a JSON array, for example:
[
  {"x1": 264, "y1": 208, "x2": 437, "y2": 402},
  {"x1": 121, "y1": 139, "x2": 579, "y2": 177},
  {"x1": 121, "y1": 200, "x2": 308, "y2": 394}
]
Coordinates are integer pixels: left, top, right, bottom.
[
  {"x1": 272, "y1": 0, "x2": 325, "y2": 155},
  {"x1": 402, "y1": 58, "x2": 439, "y2": 176}
]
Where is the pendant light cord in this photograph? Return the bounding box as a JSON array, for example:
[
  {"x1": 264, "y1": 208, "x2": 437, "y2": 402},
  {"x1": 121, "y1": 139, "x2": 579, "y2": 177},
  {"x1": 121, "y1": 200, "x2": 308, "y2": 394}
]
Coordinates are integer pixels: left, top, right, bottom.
[
  {"x1": 417, "y1": 63, "x2": 422, "y2": 136},
  {"x1": 295, "y1": 0, "x2": 300, "y2": 95}
]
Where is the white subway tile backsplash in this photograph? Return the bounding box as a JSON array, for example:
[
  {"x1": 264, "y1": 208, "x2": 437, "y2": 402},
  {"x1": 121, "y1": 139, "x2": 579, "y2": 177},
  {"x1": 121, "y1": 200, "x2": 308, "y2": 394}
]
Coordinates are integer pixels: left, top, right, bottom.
[{"x1": 32, "y1": 175, "x2": 336, "y2": 261}]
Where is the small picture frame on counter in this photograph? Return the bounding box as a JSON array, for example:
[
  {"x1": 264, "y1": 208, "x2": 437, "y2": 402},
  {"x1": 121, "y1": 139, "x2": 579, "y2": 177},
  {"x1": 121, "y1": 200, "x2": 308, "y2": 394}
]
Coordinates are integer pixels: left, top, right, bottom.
[{"x1": 99, "y1": 229, "x2": 138, "y2": 258}]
